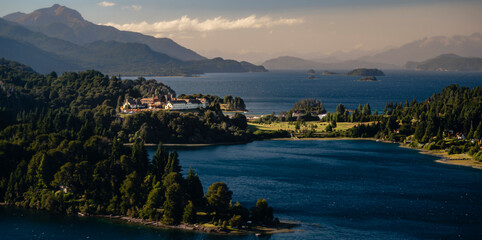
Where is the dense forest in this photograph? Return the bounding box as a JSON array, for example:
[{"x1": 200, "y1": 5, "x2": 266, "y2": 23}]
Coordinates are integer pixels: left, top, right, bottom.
[{"x1": 0, "y1": 59, "x2": 274, "y2": 229}]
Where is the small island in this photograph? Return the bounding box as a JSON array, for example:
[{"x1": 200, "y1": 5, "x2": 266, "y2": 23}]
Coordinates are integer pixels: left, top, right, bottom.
[
  {"x1": 307, "y1": 69, "x2": 316, "y2": 74},
  {"x1": 357, "y1": 76, "x2": 378, "y2": 81},
  {"x1": 346, "y1": 68, "x2": 385, "y2": 76},
  {"x1": 321, "y1": 71, "x2": 337, "y2": 75},
  {"x1": 307, "y1": 75, "x2": 316, "y2": 80}
]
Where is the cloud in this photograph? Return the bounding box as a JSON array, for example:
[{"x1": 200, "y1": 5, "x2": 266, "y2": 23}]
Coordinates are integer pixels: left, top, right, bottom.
[
  {"x1": 122, "y1": 5, "x2": 142, "y2": 11},
  {"x1": 101, "y1": 15, "x2": 304, "y2": 35},
  {"x1": 97, "y1": 1, "x2": 115, "y2": 7},
  {"x1": 354, "y1": 43, "x2": 364, "y2": 49}
]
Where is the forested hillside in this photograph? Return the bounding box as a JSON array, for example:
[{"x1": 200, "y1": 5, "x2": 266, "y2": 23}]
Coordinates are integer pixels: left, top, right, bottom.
[{"x1": 0, "y1": 59, "x2": 273, "y2": 229}]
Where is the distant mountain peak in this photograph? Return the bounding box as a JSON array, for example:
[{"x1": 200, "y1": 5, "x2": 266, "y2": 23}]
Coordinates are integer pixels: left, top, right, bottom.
[
  {"x1": 357, "y1": 33, "x2": 482, "y2": 66},
  {"x1": 7, "y1": 4, "x2": 84, "y2": 26},
  {"x1": 2, "y1": 4, "x2": 205, "y2": 61},
  {"x1": 3, "y1": 12, "x2": 26, "y2": 21}
]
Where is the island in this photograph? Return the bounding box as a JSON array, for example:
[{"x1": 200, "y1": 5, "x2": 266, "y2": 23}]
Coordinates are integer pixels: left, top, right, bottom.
[
  {"x1": 357, "y1": 76, "x2": 378, "y2": 81},
  {"x1": 321, "y1": 71, "x2": 337, "y2": 75},
  {"x1": 307, "y1": 69, "x2": 316, "y2": 74},
  {"x1": 346, "y1": 68, "x2": 385, "y2": 76}
]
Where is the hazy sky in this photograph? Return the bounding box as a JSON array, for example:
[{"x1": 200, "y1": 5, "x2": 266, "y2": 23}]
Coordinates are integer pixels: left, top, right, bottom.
[{"x1": 1, "y1": 0, "x2": 482, "y2": 62}]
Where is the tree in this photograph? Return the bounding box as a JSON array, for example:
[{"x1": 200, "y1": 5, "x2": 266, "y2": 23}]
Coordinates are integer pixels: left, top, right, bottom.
[
  {"x1": 336, "y1": 103, "x2": 346, "y2": 115},
  {"x1": 130, "y1": 138, "x2": 149, "y2": 177},
  {"x1": 232, "y1": 113, "x2": 248, "y2": 130},
  {"x1": 474, "y1": 122, "x2": 482, "y2": 139},
  {"x1": 293, "y1": 98, "x2": 326, "y2": 114},
  {"x1": 162, "y1": 183, "x2": 183, "y2": 225},
  {"x1": 205, "y1": 182, "x2": 232, "y2": 218},
  {"x1": 362, "y1": 103, "x2": 371, "y2": 115},
  {"x1": 151, "y1": 143, "x2": 169, "y2": 180},
  {"x1": 164, "y1": 151, "x2": 181, "y2": 176},
  {"x1": 250, "y1": 199, "x2": 274, "y2": 226},
  {"x1": 119, "y1": 171, "x2": 142, "y2": 215},
  {"x1": 185, "y1": 167, "x2": 204, "y2": 207},
  {"x1": 182, "y1": 200, "x2": 197, "y2": 224}
]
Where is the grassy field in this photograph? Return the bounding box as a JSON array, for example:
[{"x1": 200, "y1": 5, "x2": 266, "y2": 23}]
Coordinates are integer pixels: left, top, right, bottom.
[{"x1": 247, "y1": 121, "x2": 359, "y2": 133}]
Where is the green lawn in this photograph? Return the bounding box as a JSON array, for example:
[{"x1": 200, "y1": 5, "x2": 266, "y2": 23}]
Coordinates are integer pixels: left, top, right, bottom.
[{"x1": 247, "y1": 121, "x2": 359, "y2": 133}]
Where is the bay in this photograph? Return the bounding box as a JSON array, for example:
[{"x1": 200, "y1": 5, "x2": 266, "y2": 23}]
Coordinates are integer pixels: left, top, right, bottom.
[{"x1": 152, "y1": 70, "x2": 482, "y2": 114}]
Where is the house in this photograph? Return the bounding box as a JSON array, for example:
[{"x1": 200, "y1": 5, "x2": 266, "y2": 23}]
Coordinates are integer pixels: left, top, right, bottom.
[
  {"x1": 318, "y1": 114, "x2": 327, "y2": 120},
  {"x1": 456, "y1": 133, "x2": 466, "y2": 140},
  {"x1": 122, "y1": 99, "x2": 147, "y2": 110},
  {"x1": 165, "y1": 99, "x2": 205, "y2": 110},
  {"x1": 141, "y1": 95, "x2": 163, "y2": 109}
]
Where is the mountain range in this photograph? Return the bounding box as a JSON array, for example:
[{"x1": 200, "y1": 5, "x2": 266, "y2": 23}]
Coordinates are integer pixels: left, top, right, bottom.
[
  {"x1": 405, "y1": 54, "x2": 482, "y2": 71},
  {"x1": 358, "y1": 33, "x2": 482, "y2": 66},
  {"x1": 262, "y1": 33, "x2": 482, "y2": 70},
  {"x1": 0, "y1": 4, "x2": 266, "y2": 75},
  {"x1": 262, "y1": 56, "x2": 397, "y2": 70}
]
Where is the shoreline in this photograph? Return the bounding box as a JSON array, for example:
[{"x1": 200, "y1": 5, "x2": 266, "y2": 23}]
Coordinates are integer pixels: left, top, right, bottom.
[
  {"x1": 127, "y1": 137, "x2": 481, "y2": 169},
  {"x1": 94, "y1": 214, "x2": 298, "y2": 236},
  {"x1": 125, "y1": 141, "x2": 249, "y2": 147},
  {"x1": 266, "y1": 137, "x2": 482, "y2": 170}
]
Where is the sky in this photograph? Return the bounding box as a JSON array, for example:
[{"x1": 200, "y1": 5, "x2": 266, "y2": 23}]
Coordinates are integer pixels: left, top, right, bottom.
[{"x1": 1, "y1": 0, "x2": 482, "y2": 62}]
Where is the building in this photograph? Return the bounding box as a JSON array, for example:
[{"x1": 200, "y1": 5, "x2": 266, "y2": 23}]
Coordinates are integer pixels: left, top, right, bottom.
[
  {"x1": 123, "y1": 99, "x2": 147, "y2": 110},
  {"x1": 122, "y1": 95, "x2": 207, "y2": 112},
  {"x1": 165, "y1": 99, "x2": 206, "y2": 110}
]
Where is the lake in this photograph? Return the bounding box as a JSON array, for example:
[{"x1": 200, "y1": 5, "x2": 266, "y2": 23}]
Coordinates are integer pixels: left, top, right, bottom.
[
  {"x1": 2, "y1": 140, "x2": 481, "y2": 239},
  {"x1": 152, "y1": 70, "x2": 482, "y2": 114}
]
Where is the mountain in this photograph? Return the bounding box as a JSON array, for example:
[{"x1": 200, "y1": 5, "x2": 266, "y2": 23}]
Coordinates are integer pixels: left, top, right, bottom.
[
  {"x1": 358, "y1": 33, "x2": 482, "y2": 66},
  {"x1": 405, "y1": 54, "x2": 482, "y2": 71},
  {"x1": 262, "y1": 56, "x2": 397, "y2": 70},
  {"x1": 0, "y1": 36, "x2": 79, "y2": 73},
  {"x1": 0, "y1": 18, "x2": 265, "y2": 75},
  {"x1": 188, "y1": 57, "x2": 267, "y2": 73},
  {"x1": 0, "y1": 18, "x2": 189, "y2": 75},
  {"x1": 3, "y1": 4, "x2": 204, "y2": 61},
  {"x1": 263, "y1": 56, "x2": 321, "y2": 70}
]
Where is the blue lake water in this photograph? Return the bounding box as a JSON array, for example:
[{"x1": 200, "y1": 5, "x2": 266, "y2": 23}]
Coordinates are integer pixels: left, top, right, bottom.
[
  {"x1": 2, "y1": 140, "x2": 481, "y2": 239},
  {"x1": 153, "y1": 70, "x2": 482, "y2": 114}
]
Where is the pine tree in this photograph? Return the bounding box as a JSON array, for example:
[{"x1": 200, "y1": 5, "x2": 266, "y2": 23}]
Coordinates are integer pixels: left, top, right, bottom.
[
  {"x1": 162, "y1": 183, "x2": 183, "y2": 225},
  {"x1": 131, "y1": 139, "x2": 148, "y2": 177},
  {"x1": 164, "y1": 151, "x2": 181, "y2": 176},
  {"x1": 151, "y1": 143, "x2": 169, "y2": 180},
  {"x1": 182, "y1": 200, "x2": 197, "y2": 224},
  {"x1": 185, "y1": 167, "x2": 204, "y2": 207},
  {"x1": 467, "y1": 122, "x2": 475, "y2": 139},
  {"x1": 474, "y1": 122, "x2": 482, "y2": 139}
]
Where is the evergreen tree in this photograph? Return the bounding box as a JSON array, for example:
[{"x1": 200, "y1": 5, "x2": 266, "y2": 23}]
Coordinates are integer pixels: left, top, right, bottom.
[
  {"x1": 362, "y1": 103, "x2": 371, "y2": 115},
  {"x1": 130, "y1": 139, "x2": 149, "y2": 177},
  {"x1": 182, "y1": 200, "x2": 197, "y2": 224},
  {"x1": 164, "y1": 151, "x2": 181, "y2": 176},
  {"x1": 162, "y1": 183, "x2": 183, "y2": 225},
  {"x1": 474, "y1": 122, "x2": 482, "y2": 139},
  {"x1": 250, "y1": 199, "x2": 274, "y2": 226},
  {"x1": 151, "y1": 143, "x2": 169, "y2": 180},
  {"x1": 205, "y1": 182, "x2": 232, "y2": 218},
  {"x1": 185, "y1": 167, "x2": 204, "y2": 207}
]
